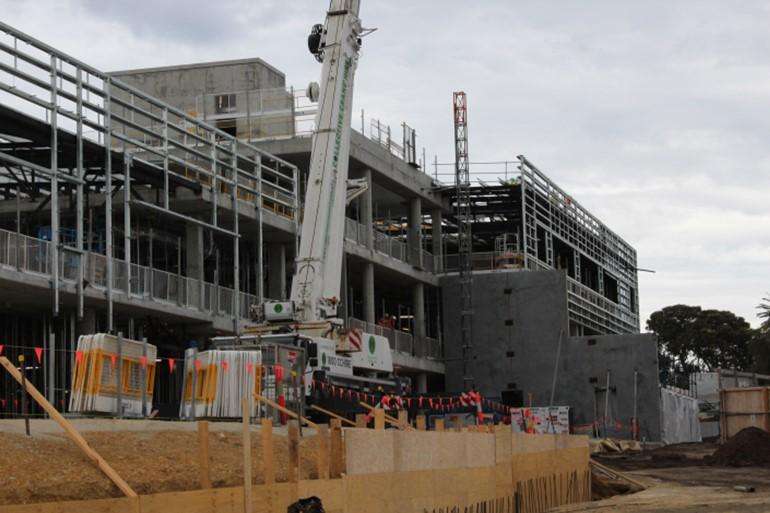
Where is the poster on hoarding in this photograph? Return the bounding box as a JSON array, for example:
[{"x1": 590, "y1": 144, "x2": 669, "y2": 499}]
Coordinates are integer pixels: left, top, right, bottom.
[{"x1": 510, "y1": 406, "x2": 570, "y2": 434}]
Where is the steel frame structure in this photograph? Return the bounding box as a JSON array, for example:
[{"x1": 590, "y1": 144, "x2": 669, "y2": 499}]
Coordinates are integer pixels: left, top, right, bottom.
[
  {"x1": 436, "y1": 156, "x2": 640, "y2": 335},
  {"x1": 517, "y1": 156, "x2": 639, "y2": 333},
  {"x1": 0, "y1": 22, "x2": 300, "y2": 334}
]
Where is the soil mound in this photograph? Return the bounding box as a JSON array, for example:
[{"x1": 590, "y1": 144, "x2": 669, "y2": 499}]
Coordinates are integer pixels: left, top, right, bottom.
[{"x1": 707, "y1": 427, "x2": 770, "y2": 467}]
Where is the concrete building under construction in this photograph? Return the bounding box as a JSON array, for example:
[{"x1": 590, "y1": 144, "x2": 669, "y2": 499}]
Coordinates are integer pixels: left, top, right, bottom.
[{"x1": 0, "y1": 20, "x2": 655, "y2": 434}]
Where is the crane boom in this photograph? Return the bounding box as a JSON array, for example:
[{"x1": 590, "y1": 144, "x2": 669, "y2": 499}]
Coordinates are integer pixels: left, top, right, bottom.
[{"x1": 290, "y1": 0, "x2": 363, "y2": 323}]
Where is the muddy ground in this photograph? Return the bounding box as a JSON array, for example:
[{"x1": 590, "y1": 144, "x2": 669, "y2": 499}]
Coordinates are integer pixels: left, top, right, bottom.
[{"x1": 560, "y1": 441, "x2": 770, "y2": 512}]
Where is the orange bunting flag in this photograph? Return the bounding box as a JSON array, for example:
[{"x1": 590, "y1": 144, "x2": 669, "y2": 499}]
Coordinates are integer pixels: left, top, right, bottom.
[
  {"x1": 194, "y1": 359, "x2": 201, "y2": 371},
  {"x1": 221, "y1": 360, "x2": 229, "y2": 372},
  {"x1": 75, "y1": 350, "x2": 84, "y2": 364},
  {"x1": 33, "y1": 347, "x2": 43, "y2": 363},
  {"x1": 139, "y1": 356, "x2": 148, "y2": 369},
  {"x1": 110, "y1": 354, "x2": 117, "y2": 369},
  {"x1": 246, "y1": 362, "x2": 254, "y2": 374},
  {"x1": 168, "y1": 358, "x2": 175, "y2": 373}
]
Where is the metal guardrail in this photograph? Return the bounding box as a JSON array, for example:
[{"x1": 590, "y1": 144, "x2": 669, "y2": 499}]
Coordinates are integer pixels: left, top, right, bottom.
[
  {"x1": 196, "y1": 86, "x2": 317, "y2": 141},
  {"x1": 0, "y1": 228, "x2": 258, "y2": 320},
  {"x1": 442, "y1": 252, "x2": 526, "y2": 273},
  {"x1": 345, "y1": 217, "x2": 438, "y2": 272},
  {"x1": 348, "y1": 317, "x2": 441, "y2": 360},
  {"x1": 0, "y1": 22, "x2": 299, "y2": 221}
]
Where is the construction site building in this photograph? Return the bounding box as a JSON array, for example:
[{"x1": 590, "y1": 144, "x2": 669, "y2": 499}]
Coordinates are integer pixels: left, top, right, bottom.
[{"x1": 0, "y1": 21, "x2": 657, "y2": 434}]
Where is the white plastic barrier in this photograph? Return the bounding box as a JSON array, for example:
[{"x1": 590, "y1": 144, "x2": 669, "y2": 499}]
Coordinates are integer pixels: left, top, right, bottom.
[{"x1": 660, "y1": 386, "x2": 702, "y2": 444}]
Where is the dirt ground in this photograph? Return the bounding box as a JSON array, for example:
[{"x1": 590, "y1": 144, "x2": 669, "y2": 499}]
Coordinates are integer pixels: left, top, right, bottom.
[
  {"x1": 559, "y1": 442, "x2": 770, "y2": 512},
  {"x1": 0, "y1": 428, "x2": 325, "y2": 505}
]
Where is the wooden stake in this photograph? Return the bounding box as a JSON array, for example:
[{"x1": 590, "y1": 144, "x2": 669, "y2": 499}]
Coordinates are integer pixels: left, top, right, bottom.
[
  {"x1": 435, "y1": 418, "x2": 445, "y2": 431},
  {"x1": 288, "y1": 420, "x2": 300, "y2": 483},
  {"x1": 358, "y1": 401, "x2": 409, "y2": 429},
  {"x1": 197, "y1": 420, "x2": 211, "y2": 489},
  {"x1": 317, "y1": 423, "x2": 330, "y2": 479},
  {"x1": 262, "y1": 418, "x2": 275, "y2": 484},
  {"x1": 310, "y1": 404, "x2": 356, "y2": 426},
  {"x1": 255, "y1": 393, "x2": 319, "y2": 429},
  {"x1": 374, "y1": 408, "x2": 385, "y2": 430},
  {"x1": 242, "y1": 398, "x2": 253, "y2": 513},
  {"x1": 416, "y1": 415, "x2": 426, "y2": 430},
  {"x1": 0, "y1": 356, "x2": 137, "y2": 498},
  {"x1": 397, "y1": 409, "x2": 408, "y2": 429},
  {"x1": 330, "y1": 418, "x2": 343, "y2": 478}
]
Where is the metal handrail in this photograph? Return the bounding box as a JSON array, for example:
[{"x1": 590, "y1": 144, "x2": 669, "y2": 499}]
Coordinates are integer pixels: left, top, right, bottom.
[
  {"x1": 347, "y1": 316, "x2": 442, "y2": 360},
  {"x1": 0, "y1": 227, "x2": 258, "y2": 319},
  {"x1": 0, "y1": 22, "x2": 299, "y2": 219}
]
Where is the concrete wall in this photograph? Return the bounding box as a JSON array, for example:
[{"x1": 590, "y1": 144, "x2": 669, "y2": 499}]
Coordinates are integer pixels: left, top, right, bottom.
[
  {"x1": 441, "y1": 269, "x2": 662, "y2": 441},
  {"x1": 111, "y1": 58, "x2": 286, "y2": 115},
  {"x1": 564, "y1": 334, "x2": 661, "y2": 441},
  {"x1": 441, "y1": 270, "x2": 568, "y2": 398}
]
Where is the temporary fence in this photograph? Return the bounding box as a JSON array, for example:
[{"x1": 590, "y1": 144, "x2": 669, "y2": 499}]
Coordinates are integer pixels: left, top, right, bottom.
[
  {"x1": 68, "y1": 333, "x2": 157, "y2": 417},
  {"x1": 178, "y1": 344, "x2": 305, "y2": 421}
]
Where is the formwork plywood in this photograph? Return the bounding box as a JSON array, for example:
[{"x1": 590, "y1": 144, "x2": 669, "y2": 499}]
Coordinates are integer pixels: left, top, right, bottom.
[
  {"x1": 141, "y1": 487, "x2": 243, "y2": 513},
  {"x1": 344, "y1": 428, "x2": 394, "y2": 475},
  {"x1": 0, "y1": 497, "x2": 136, "y2": 513},
  {"x1": 720, "y1": 387, "x2": 770, "y2": 441},
  {"x1": 0, "y1": 430, "x2": 590, "y2": 513},
  {"x1": 393, "y1": 430, "x2": 436, "y2": 471},
  {"x1": 431, "y1": 431, "x2": 467, "y2": 469},
  {"x1": 465, "y1": 431, "x2": 495, "y2": 468}
]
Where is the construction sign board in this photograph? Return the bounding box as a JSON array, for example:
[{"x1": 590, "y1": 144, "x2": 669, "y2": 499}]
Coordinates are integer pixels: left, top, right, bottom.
[{"x1": 510, "y1": 406, "x2": 570, "y2": 434}]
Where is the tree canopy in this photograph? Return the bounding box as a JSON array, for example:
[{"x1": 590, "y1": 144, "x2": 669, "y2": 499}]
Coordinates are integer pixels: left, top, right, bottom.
[{"x1": 647, "y1": 304, "x2": 754, "y2": 385}]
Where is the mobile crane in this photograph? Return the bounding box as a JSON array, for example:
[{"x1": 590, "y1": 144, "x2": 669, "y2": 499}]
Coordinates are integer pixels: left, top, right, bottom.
[{"x1": 194, "y1": 0, "x2": 407, "y2": 419}]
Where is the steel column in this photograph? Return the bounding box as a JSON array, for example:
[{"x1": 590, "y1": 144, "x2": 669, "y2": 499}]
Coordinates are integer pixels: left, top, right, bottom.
[
  {"x1": 105, "y1": 78, "x2": 114, "y2": 332},
  {"x1": 231, "y1": 142, "x2": 240, "y2": 333},
  {"x1": 75, "y1": 67, "x2": 84, "y2": 319},
  {"x1": 123, "y1": 155, "x2": 132, "y2": 295},
  {"x1": 49, "y1": 55, "x2": 59, "y2": 317}
]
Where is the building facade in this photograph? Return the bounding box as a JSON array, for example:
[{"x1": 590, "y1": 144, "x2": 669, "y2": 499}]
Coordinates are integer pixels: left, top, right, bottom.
[{"x1": 0, "y1": 20, "x2": 643, "y2": 419}]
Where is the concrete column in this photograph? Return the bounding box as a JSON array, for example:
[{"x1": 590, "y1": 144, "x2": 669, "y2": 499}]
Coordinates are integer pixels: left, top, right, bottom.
[
  {"x1": 363, "y1": 262, "x2": 375, "y2": 324},
  {"x1": 408, "y1": 197, "x2": 423, "y2": 268},
  {"x1": 267, "y1": 243, "x2": 286, "y2": 300},
  {"x1": 361, "y1": 168, "x2": 374, "y2": 249},
  {"x1": 416, "y1": 373, "x2": 428, "y2": 394},
  {"x1": 412, "y1": 282, "x2": 426, "y2": 340},
  {"x1": 186, "y1": 224, "x2": 205, "y2": 309},
  {"x1": 431, "y1": 208, "x2": 443, "y2": 272},
  {"x1": 186, "y1": 225, "x2": 204, "y2": 279}
]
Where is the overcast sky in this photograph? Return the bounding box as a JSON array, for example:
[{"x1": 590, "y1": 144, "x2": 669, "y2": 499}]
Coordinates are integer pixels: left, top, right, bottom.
[{"x1": 4, "y1": 0, "x2": 770, "y2": 328}]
